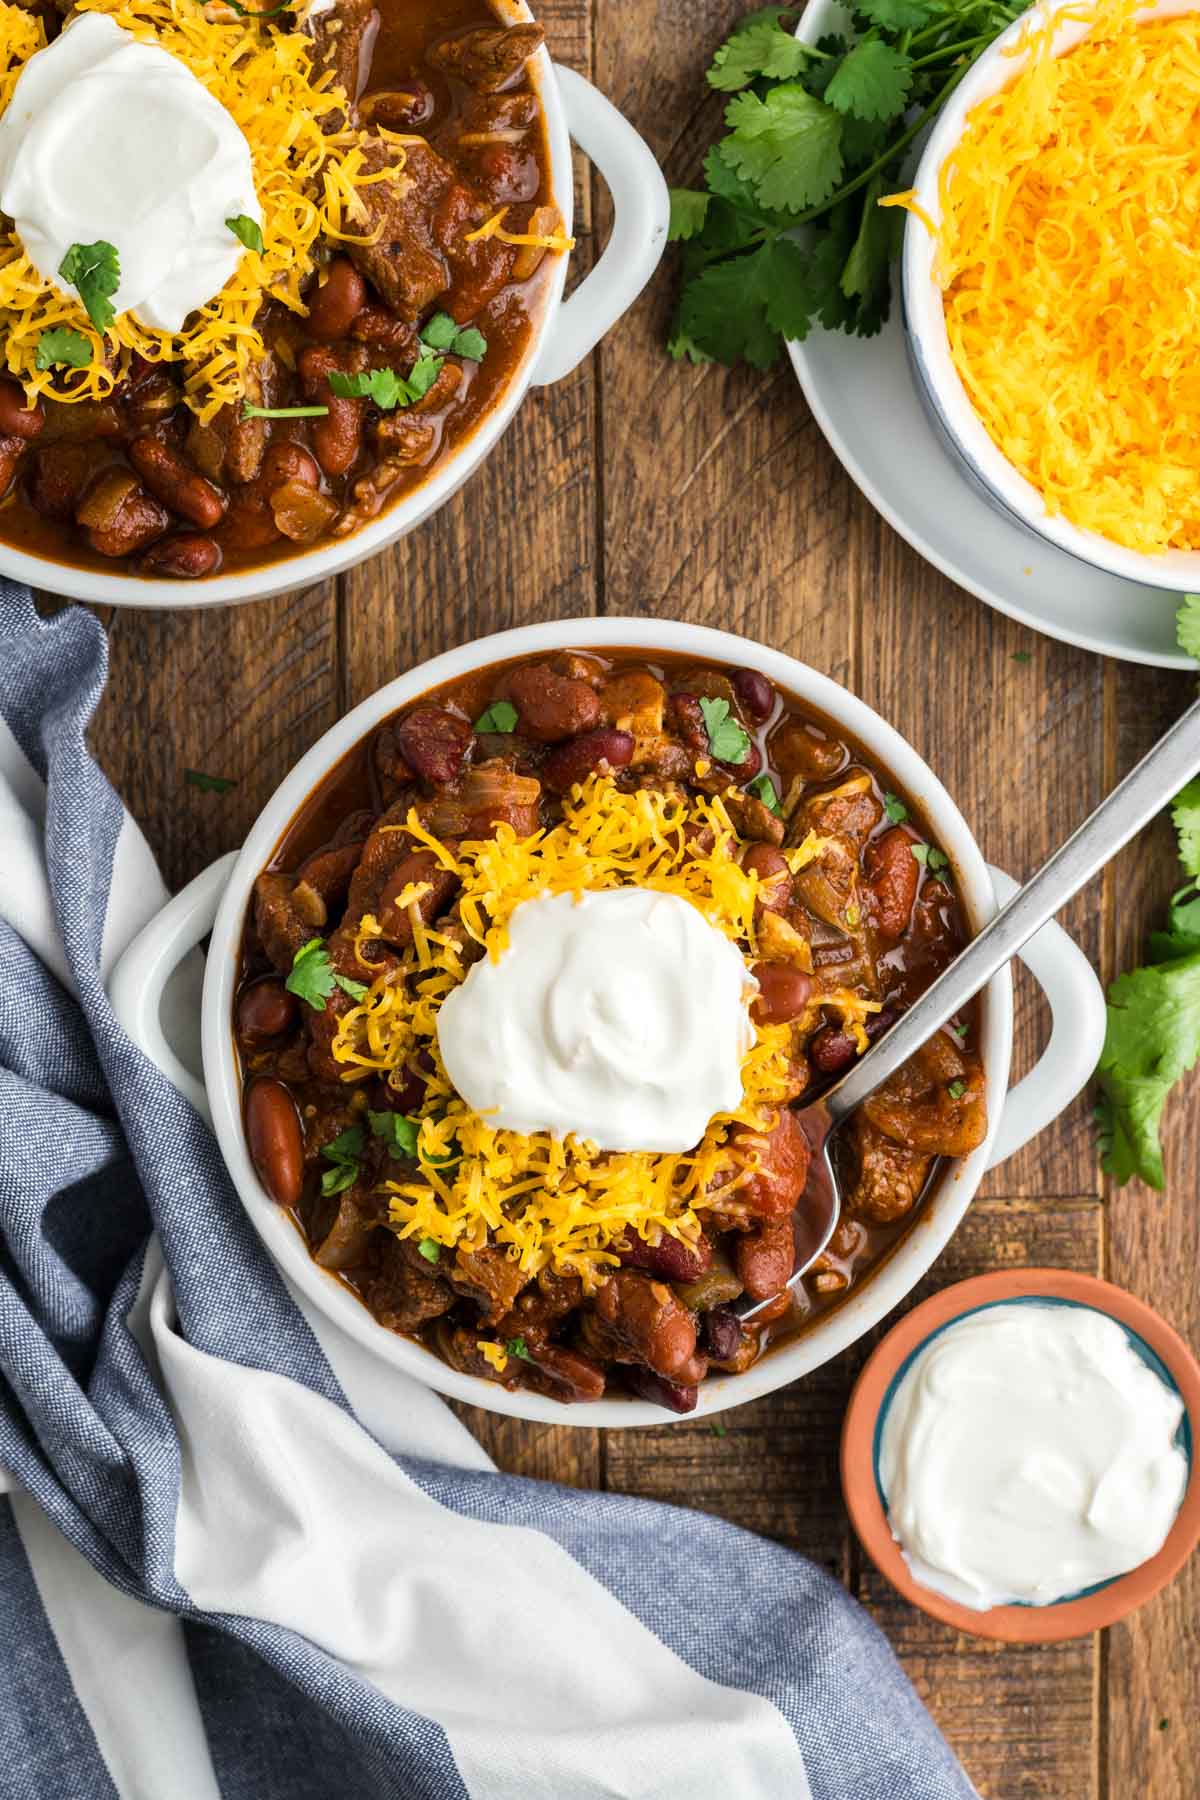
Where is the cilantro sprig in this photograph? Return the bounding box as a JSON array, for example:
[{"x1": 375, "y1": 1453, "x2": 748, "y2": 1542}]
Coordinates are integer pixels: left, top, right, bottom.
[
  {"x1": 1096, "y1": 598, "x2": 1200, "y2": 1187},
  {"x1": 328, "y1": 357, "x2": 445, "y2": 408},
  {"x1": 58, "y1": 241, "x2": 120, "y2": 333},
  {"x1": 285, "y1": 937, "x2": 366, "y2": 1012},
  {"x1": 667, "y1": 0, "x2": 1026, "y2": 368},
  {"x1": 698, "y1": 695, "x2": 752, "y2": 765}
]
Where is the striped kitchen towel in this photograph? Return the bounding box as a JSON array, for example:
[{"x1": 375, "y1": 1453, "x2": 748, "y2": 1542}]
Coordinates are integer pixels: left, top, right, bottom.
[{"x1": 0, "y1": 582, "x2": 976, "y2": 1800}]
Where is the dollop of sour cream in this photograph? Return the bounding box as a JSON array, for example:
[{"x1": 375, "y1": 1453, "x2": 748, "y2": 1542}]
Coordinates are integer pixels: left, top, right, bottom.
[
  {"x1": 0, "y1": 13, "x2": 260, "y2": 333},
  {"x1": 436, "y1": 888, "x2": 757, "y2": 1154},
  {"x1": 879, "y1": 1302, "x2": 1189, "y2": 1611}
]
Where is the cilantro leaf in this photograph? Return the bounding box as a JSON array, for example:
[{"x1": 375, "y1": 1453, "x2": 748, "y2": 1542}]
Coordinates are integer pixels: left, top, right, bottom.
[
  {"x1": 708, "y1": 16, "x2": 809, "y2": 90},
  {"x1": 58, "y1": 241, "x2": 120, "y2": 333},
  {"x1": 368, "y1": 1110, "x2": 419, "y2": 1157},
  {"x1": 451, "y1": 326, "x2": 487, "y2": 363},
  {"x1": 475, "y1": 699, "x2": 518, "y2": 734},
  {"x1": 838, "y1": 172, "x2": 896, "y2": 329},
  {"x1": 185, "y1": 768, "x2": 237, "y2": 794},
  {"x1": 1177, "y1": 594, "x2": 1200, "y2": 660},
  {"x1": 883, "y1": 792, "x2": 908, "y2": 824},
  {"x1": 419, "y1": 313, "x2": 487, "y2": 360},
  {"x1": 825, "y1": 40, "x2": 913, "y2": 123},
  {"x1": 406, "y1": 354, "x2": 445, "y2": 398},
  {"x1": 911, "y1": 844, "x2": 948, "y2": 872},
  {"x1": 285, "y1": 937, "x2": 337, "y2": 1012},
  {"x1": 505, "y1": 1336, "x2": 531, "y2": 1360},
  {"x1": 417, "y1": 1237, "x2": 441, "y2": 1264},
  {"x1": 669, "y1": 188, "x2": 712, "y2": 242},
  {"x1": 35, "y1": 327, "x2": 91, "y2": 372},
  {"x1": 748, "y1": 772, "x2": 783, "y2": 815},
  {"x1": 1172, "y1": 777, "x2": 1200, "y2": 880},
  {"x1": 719, "y1": 86, "x2": 843, "y2": 214},
  {"x1": 335, "y1": 973, "x2": 368, "y2": 1001},
  {"x1": 676, "y1": 237, "x2": 813, "y2": 368},
  {"x1": 947, "y1": 1079, "x2": 966, "y2": 1100},
  {"x1": 320, "y1": 1125, "x2": 364, "y2": 1196},
  {"x1": 855, "y1": 0, "x2": 932, "y2": 26},
  {"x1": 419, "y1": 312, "x2": 459, "y2": 350},
  {"x1": 698, "y1": 696, "x2": 752, "y2": 764},
  {"x1": 1097, "y1": 953, "x2": 1200, "y2": 1187},
  {"x1": 226, "y1": 214, "x2": 264, "y2": 254}
]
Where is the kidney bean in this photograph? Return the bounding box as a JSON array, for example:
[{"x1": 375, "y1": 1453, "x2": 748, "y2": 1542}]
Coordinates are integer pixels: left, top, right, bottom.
[
  {"x1": 619, "y1": 1231, "x2": 712, "y2": 1284},
  {"x1": 729, "y1": 741, "x2": 763, "y2": 783},
  {"x1": 222, "y1": 443, "x2": 322, "y2": 551},
  {"x1": 733, "y1": 668, "x2": 774, "y2": 722},
  {"x1": 743, "y1": 842, "x2": 791, "y2": 911},
  {"x1": 701, "y1": 1304, "x2": 743, "y2": 1362},
  {"x1": 376, "y1": 852, "x2": 460, "y2": 945},
  {"x1": 542, "y1": 728, "x2": 634, "y2": 794},
  {"x1": 305, "y1": 256, "x2": 367, "y2": 341},
  {"x1": 77, "y1": 470, "x2": 169, "y2": 558},
  {"x1": 728, "y1": 1106, "x2": 811, "y2": 1218},
  {"x1": 735, "y1": 1217, "x2": 796, "y2": 1302},
  {"x1": 396, "y1": 706, "x2": 472, "y2": 785},
  {"x1": 811, "y1": 1005, "x2": 897, "y2": 1075},
  {"x1": 237, "y1": 977, "x2": 296, "y2": 1043},
  {"x1": 864, "y1": 825, "x2": 920, "y2": 941},
  {"x1": 0, "y1": 377, "x2": 43, "y2": 441},
  {"x1": 298, "y1": 345, "x2": 366, "y2": 477},
  {"x1": 809, "y1": 1024, "x2": 856, "y2": 1075},
  {"x1": 670, "y1": 691, "x2": 707, "y2": 753},
  {"x1": 500, "y1": 664, "x2": 601, "y2": 743},
  {"x1": 623, "y1": 1366, "x2": 699, "y2": 1414},
  {"x1": 128, "y1": 436, "x2": 226, "y2": 529},
  {"x1": 523, "y1": 1344, "x2": 606, "y2": 1403},
  {"x1": 751, "y1": 961, "x2": 814, "y2": 1026},
  {"x1": 381, "y1": 1051, "x2": 433, "y2": 1116},
  {"x1": 245, "y1": 1078, "x2": 305, "y2": 1207},
  {"x1": 0, "y1": 434, "x2": 26, "y2": 496},
  {"x1": 28, "y1": 442, "x2": 101, "y2": 519}
]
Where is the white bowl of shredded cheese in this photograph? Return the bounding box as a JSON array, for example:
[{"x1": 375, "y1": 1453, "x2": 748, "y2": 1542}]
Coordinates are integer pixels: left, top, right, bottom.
[{"x1": 900, "y1": 0, "x2": 1200, "y2": 590}]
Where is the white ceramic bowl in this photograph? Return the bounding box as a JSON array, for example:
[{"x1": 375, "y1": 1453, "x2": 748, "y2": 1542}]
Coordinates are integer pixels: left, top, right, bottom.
[
  {"x1": 1, "y1": 5, "x2": 668, "y2": 611},
  {"x1": 110, "y1": 618, "x2": 1107, "y2": 1425},
  {"x1": 902, "y1": 0, "x2": 1200, "y2": 593}
]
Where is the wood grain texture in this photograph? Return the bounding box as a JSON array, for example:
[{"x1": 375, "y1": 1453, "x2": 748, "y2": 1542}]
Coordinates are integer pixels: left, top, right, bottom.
[{"x1": 47, "y1": 0, "x2": 1200, "y2": 1789}]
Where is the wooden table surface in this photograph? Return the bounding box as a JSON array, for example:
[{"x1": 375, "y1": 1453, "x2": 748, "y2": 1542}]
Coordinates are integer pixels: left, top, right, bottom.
[{"x1": 60, "y1": 2, "x2": 1198, "y2": 1792}]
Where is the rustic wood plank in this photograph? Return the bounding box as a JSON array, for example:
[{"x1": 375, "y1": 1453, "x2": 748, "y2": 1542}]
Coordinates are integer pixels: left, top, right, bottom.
[
  {"x1": 77, "y1": 583, "x2": 340, "y2": 892},
  {"x1": 1101, "y1": 660, "x2": 1199, "y2": 1800}
]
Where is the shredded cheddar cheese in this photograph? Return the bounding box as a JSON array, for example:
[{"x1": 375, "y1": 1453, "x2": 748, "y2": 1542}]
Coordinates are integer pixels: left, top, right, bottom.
[
  {"x1": 326, "y1": 775, "x2": 875, "y2": 1289},
  {"x1": 0, "y1": 0, "x2": 406, "y2": 419},
  {"x1": 465, "y1": 205, "x2": 575, "y2": 252},
  {"x1": 914, "y1": 0, "x2": 1200, "y2": 554}
]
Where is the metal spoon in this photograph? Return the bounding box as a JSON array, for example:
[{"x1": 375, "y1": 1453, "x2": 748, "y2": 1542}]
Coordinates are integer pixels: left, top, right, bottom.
[{"x1": 736, "y1": 693, "x2": 1200, "y2": 1319}]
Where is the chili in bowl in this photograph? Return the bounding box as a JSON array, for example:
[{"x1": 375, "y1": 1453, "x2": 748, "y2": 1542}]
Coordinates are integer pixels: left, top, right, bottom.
[
  {"x1": 0, "y1": 0, "x2": 667, "y2": 607},
  {"x1": 116, "y1": 618, "x2": 1102, "y2": 1425}
]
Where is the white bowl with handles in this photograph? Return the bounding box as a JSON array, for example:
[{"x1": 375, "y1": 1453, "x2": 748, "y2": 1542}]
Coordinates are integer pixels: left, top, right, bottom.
[
  {"x1": 902, "y1": 0, "x2": 1200, "y2": 593},
  {"x1": 109, "y1": 618, "x2": 1108, "y2": 1426},
  {"x1": 0, "y1": 9, "x2": 669, "y2": 611}
]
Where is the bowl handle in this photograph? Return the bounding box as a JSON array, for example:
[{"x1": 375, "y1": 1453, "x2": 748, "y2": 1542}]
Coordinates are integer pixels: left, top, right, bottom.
[
  {"x1": 531, "y1": 65, "x2": 669, "y2": 387},
  {"x1": 107, "y1": 852, "x2": 236, "y2": 1127},
  {"x1": 985, "y1": 866, "x2": 1107, "y2": 1169}
]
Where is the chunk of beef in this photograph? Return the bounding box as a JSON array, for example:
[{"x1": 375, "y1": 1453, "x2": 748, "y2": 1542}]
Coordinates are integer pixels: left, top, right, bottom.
[
  {"x1": 449, "y1": 1244, "x2": 528, "y2": 1325},
  {"x1": 846, "y1": 1116, "x2": 932, "y2": 1223},
  {"x1": 862, "y1": 1031, "x2": 987, "y2": 1158},
  {"x1": 308, "y1": 0, "x2": 377, "y2": 109},
  {"x1": 427, "y1": 24, "x2": 545, "y2": 93},
  {"x1": 363, "y1": 1231, "x2": 454, "y2": 1332},
  {"x1": 348, "y1": 140, "x2": 457, "y2": 319}
]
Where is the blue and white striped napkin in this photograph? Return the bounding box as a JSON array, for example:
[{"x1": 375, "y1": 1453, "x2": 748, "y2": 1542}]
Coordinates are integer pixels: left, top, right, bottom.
[{"x1": 0, "y1": 581, "x2": 976, "y2": 1800}]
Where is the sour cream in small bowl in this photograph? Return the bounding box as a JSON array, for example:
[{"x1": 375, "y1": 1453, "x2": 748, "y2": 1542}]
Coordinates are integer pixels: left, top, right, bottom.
[{"x1": 841, "y1": 1270, "x2": 1200, "y2": 1642}]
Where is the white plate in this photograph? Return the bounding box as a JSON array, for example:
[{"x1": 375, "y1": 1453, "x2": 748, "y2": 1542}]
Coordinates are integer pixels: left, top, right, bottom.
[{"x1": 787, "y1": 4, "x2": 1192, "y2": 670}]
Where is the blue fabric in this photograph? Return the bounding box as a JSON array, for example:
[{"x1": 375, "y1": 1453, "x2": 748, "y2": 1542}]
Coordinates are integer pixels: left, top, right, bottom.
[{"x1": 0, "y1": 582, "x2": 975, "y2": 1800}]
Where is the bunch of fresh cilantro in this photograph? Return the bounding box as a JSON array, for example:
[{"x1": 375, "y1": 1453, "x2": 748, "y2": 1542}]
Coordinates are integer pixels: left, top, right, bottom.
[
  {"x1": 1095, "y1": 597, "x2": 1200, "y2": 1188},
  {"x1": 667, "y1": 0, "x2": 1025, "y2": 369}
]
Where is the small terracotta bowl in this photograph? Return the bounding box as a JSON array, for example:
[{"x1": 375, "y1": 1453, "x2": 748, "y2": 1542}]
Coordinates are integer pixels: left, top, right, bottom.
[{"x1": 841, "y1": 1270, "x2": 1200, "y2": 1643}]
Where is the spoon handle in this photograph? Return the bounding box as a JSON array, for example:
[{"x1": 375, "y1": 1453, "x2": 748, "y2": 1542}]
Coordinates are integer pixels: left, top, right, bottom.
[{"x1": 824, "y1": 694, "x2": 1200, "y2": 1126}]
